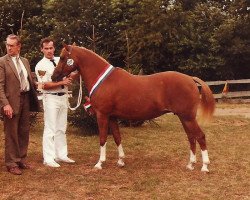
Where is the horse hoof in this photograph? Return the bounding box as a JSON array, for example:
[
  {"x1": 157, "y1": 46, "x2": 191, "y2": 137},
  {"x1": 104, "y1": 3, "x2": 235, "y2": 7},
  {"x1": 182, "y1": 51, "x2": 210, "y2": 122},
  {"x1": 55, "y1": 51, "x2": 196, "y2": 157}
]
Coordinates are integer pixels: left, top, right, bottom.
[
  {"x1": 201, "y1": 164, "x2": 209, "y2": 173},
  {"x1": 94, "y1": 165, "x2": 102, "y2": 170},
  {"x1": 94, "y1": 163, "x2": 102, "y2": 170},
  {"x1": 201, "y1": 169, "x2": 209, "y2": 173},
  {"x1": 117, "y1": 159, "x2": 125, "y2": 167},
  {"x1": 186, "y1": 163, "x2": 195, "y2": 170}
]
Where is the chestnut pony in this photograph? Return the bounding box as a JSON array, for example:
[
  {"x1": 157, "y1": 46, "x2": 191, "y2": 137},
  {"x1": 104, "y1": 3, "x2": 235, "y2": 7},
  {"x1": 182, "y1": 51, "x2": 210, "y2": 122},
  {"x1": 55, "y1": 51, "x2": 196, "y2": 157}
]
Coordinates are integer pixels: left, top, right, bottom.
[{"x1": 51, "y1": 44, "x2": 215, "y2": 172}]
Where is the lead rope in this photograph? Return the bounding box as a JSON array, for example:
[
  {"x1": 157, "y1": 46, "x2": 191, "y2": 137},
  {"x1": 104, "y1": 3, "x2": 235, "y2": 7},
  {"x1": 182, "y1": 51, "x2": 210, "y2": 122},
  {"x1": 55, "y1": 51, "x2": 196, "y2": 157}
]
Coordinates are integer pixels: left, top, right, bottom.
[{"x1": 67, "y1": 76, "x2": 83, "y2": 111}]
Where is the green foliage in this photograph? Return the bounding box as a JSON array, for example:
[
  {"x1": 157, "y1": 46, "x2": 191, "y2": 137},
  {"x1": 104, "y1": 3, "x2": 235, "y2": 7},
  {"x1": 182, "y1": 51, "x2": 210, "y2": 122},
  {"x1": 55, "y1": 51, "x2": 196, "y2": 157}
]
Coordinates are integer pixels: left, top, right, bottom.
[
  {"x1": 1, "y1": 0, "x2": 249, "y2": 79},
  {"x1": 67, "y1": 106, "x2": 98, "y2": 135},
  {"x1": 1, "y1": 0, "x2": 249, "y2": 131},
  {"x1": 0, "y1": 0, "x2": 41, "y2": 55},
  {"x1": 67, "y1": 82, "x2": 98, "y2": 135}
]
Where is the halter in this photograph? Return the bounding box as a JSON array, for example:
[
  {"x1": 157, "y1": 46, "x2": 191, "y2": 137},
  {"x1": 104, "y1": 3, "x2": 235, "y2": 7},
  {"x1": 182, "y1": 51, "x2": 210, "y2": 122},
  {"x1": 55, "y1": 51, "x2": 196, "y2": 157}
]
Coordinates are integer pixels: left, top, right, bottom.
[{"x1": 59, "y1": 45, "x2": 78, "y2": 78}]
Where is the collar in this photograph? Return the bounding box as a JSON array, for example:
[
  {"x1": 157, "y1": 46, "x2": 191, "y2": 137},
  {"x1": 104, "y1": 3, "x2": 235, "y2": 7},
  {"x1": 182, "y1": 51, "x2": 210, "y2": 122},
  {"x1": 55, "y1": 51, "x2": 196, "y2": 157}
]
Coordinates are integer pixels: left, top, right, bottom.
[
  {"x1": 10, "y1": 55, "x2": 20, "y2": 59},
  {"x1": 43, "y1": 56, "x2": 54, "y2": 61}
]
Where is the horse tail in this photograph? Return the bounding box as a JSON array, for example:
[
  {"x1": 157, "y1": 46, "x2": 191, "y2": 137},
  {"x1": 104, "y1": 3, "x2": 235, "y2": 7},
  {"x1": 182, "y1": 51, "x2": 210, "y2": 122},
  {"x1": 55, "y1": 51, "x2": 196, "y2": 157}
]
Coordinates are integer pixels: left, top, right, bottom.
[{"x1": 193, "y1": 77, "x2": 215, "y2": 122}]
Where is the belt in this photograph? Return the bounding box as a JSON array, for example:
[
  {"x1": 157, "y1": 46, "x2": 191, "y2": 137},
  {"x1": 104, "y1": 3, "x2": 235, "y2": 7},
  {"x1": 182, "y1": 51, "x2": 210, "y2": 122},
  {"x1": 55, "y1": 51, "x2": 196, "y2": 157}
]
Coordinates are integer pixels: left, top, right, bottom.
[{"x1": 46, "y1": 92, "x2": 66, "y2": 96}]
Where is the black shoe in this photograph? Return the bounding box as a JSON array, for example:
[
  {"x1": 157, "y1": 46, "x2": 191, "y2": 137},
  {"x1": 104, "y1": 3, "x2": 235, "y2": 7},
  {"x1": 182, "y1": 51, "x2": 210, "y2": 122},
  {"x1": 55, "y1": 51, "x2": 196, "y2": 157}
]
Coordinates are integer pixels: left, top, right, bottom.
[
  {"x1": 7, "y1": 166, "x2": 22, "y2": 175},
  {"x1": 18, "y1": 162, "x2": 31, "y2": 169}
]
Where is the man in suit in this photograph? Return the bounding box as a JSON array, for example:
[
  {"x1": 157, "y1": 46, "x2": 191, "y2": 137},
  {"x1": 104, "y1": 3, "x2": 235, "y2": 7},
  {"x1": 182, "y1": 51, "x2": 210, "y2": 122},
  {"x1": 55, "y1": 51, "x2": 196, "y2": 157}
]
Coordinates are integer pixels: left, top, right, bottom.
[{"x1": 0, "y1": 34, "x2": 41, "y2": 175}]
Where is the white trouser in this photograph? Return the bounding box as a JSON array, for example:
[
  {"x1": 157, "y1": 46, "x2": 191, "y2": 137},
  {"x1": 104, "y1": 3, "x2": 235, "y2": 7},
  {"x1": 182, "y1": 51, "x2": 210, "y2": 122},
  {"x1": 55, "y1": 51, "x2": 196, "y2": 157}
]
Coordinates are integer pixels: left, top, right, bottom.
[{"x1": 42, "y1": 94, "x2": 68, "y2": 163}]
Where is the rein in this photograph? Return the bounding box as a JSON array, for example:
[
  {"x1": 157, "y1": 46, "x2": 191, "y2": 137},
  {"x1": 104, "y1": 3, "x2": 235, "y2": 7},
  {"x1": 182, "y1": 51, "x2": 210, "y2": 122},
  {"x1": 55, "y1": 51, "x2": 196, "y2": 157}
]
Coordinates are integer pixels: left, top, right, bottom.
[
  {"x1": 67, "y1": 75, "x2": 82, "y2": 111},
  {"x1": 64, "y1": 45, "x2": 83, "y2": 110}
]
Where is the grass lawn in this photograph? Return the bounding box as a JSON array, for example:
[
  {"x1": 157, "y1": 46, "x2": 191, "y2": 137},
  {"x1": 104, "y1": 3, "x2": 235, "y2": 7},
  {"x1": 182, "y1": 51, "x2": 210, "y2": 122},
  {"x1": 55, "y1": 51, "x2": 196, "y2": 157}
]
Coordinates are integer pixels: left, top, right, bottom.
[{"x1": 0, "y1": 103, "x2": 249, "y2": 200}]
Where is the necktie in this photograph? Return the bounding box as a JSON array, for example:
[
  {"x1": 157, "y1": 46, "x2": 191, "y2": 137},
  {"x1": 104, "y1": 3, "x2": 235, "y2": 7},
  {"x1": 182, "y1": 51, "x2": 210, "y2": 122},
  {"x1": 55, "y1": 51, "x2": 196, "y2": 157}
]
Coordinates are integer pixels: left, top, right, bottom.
[
  {"x1": 16, "y1": 57, "x2": 27, "y2": 91},
  {"x1": 50, "y1": 59, "x2": 64, "y2": 89},
  {"x1": 50, "y1": 59, "x2": 57, "y2": 67}
]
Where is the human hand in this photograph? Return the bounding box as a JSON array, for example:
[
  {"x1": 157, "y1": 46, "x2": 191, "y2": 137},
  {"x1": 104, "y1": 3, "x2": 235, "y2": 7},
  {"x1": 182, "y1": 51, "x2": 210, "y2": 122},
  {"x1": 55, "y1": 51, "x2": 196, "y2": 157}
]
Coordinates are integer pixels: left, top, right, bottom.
[
  {"x1": 37, "y1": 82, "x2": 44, "y2": 91},
  {"x1": 62, "y1": 77, "x2": 73, "y2": 86},
  {"x1": 68, "y1": 71, "x2": 79, "y2": 80},
  {"x1": 3, "y1": 104, "x2": 14, "y2": 119}
]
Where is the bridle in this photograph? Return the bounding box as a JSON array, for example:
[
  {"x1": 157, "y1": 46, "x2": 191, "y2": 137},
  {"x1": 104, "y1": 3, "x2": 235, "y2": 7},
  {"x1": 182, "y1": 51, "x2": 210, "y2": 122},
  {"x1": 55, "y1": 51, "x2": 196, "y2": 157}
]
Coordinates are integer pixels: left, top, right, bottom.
[
  {"x1": 59, "y1": 45, "x2": 83, "y2": 111},
  {"x1": 57, "y1": 45, "x2": 78, "y2": 80}
]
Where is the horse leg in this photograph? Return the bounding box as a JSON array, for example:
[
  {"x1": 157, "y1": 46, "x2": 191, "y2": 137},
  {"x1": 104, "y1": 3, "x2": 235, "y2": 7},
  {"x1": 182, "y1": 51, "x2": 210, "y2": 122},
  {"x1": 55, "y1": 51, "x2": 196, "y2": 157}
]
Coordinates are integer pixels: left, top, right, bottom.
[
  {"x1": 179, "y1": 117, "x2": 210, "y2": 172},
  {"x1": 94, "y1": 114, "x2": 109, "y2": 170},
  {"x1": 109, "y1": 118, "x2": 125, "y2": 167},
  {"x1": 179, "y1": 119, "x2": 197, "y2": 170},
  {"x1": 187, "y1": 138, "x2": 197, "y2": 171}
]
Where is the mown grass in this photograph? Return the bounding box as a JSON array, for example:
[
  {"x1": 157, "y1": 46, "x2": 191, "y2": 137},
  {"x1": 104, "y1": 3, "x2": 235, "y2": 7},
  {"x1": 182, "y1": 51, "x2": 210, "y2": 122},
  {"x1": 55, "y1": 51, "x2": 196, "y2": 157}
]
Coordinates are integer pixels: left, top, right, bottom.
[{"x1": 0, "y1": 104, "x2": 250, "y2": 200}]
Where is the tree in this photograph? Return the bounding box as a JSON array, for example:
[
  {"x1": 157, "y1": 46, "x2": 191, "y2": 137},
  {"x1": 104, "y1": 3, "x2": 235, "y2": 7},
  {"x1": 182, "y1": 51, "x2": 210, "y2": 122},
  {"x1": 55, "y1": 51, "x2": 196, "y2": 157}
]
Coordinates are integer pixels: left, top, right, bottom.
[
  {"x1": 0, "y1": 0, "x2": 46, "y2": 69},
  {"x1": 213, "y1": 0, "x2": 250, "y2": 79}
]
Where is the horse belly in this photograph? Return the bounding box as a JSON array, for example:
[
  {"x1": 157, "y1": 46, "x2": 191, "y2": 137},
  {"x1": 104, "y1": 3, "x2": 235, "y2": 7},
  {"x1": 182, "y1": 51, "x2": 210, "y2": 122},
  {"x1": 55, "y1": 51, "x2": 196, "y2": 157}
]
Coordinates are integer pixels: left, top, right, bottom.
[
  {"x1": 111, "y1": 89, "x2": 170, "y2": 120},
  {"x1": 113, "y1": 105, "x2": 167, "y2": 120}
]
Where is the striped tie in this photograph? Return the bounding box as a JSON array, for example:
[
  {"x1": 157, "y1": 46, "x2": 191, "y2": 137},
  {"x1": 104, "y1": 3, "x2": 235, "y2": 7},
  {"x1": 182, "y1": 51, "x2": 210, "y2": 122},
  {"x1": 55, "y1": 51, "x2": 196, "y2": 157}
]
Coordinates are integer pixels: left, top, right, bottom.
[{"x1": 16, "y1": 57, "x2": 28, "y2": 91}]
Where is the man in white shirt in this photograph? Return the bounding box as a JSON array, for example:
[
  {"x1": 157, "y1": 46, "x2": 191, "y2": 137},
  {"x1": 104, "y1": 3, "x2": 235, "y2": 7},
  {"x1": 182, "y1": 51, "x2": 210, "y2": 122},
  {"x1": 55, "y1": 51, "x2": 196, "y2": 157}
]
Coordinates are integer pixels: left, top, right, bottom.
[{"x1": 35, "y1": 37, "x2": 75, "y2": 167}]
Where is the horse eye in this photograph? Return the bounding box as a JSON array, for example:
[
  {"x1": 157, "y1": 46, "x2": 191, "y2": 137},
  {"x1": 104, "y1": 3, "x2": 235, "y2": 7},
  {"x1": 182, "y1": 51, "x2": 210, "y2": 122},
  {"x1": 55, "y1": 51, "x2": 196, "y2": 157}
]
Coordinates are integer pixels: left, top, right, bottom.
[
  {"x1": 59, "y1": 56, "x2": 65, "y2": 61},
  {"x1": 67, "y1": 59, "x2": 74, "y2": 66}
]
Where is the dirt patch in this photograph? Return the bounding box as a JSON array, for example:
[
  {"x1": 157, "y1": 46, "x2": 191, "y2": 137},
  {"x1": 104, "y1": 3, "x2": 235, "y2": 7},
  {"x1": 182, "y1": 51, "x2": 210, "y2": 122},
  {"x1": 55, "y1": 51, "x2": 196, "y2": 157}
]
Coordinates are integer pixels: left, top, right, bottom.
[{"x1": 214, "y1": 103, "x2": 250, "y2": 118}]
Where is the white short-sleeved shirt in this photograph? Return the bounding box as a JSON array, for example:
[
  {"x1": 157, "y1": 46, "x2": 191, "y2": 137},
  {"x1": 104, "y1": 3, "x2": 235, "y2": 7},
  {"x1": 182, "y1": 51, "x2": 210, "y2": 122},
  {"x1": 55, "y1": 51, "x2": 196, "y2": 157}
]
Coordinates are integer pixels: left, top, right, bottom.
[{"x1": 35, "y1": 56, "x2": 68, "y2": 93}]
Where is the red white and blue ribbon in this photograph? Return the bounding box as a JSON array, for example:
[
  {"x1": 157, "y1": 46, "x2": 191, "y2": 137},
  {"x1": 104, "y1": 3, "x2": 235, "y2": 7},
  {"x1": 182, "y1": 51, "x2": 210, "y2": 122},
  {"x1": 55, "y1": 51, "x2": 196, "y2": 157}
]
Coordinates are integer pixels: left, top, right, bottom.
[
  {"x1": 89, "y1": 65, "x2": 114, "y2": 97},
  {"x1": 83, "y1": 101, "x2": 91, "y2": 111}
]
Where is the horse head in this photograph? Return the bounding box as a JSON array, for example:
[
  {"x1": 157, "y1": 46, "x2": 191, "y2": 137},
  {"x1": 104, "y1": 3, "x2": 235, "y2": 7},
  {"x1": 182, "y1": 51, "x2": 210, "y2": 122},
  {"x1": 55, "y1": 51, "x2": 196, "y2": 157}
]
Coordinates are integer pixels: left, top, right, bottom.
[{"x1": 51, "y1": 43, "x2": 79, "y2": 82}]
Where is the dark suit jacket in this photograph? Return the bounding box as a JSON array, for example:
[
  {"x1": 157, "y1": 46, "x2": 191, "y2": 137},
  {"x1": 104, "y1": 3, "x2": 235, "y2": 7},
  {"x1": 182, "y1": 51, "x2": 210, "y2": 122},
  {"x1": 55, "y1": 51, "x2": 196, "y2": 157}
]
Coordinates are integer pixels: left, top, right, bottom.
[{"x1": 0, "y1": 54, "x2": 41, "y2": 115}]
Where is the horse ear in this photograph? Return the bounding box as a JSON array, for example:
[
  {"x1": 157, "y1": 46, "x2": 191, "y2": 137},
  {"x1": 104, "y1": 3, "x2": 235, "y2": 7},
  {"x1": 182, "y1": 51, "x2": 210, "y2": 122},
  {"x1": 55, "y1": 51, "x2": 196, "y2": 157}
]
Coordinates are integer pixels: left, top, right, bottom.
[
  {"x1": 72, "y1": 42, "x2": 76, "y2": 46},
  {"x1": 62, "y1": 42, "x2": 70, "y2": 52}
]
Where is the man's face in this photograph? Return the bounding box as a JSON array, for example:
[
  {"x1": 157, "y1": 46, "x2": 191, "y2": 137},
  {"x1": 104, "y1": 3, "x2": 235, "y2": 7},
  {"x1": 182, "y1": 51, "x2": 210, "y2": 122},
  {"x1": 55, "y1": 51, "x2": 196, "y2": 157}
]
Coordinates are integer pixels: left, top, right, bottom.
[
  {"x1": 6, "y1": 38, "x2": 21, "y2": 57},
  {"x1": 41, "y1": 41, "x2": 55, "y2": 59}
]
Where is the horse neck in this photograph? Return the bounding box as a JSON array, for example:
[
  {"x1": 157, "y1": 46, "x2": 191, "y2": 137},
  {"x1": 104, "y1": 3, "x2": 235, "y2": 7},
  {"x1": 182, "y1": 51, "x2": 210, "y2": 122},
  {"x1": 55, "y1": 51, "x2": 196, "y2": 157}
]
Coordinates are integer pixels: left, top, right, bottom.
[{"x1": 77, "y1": 48, "x2": 110, "y2": 93}]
